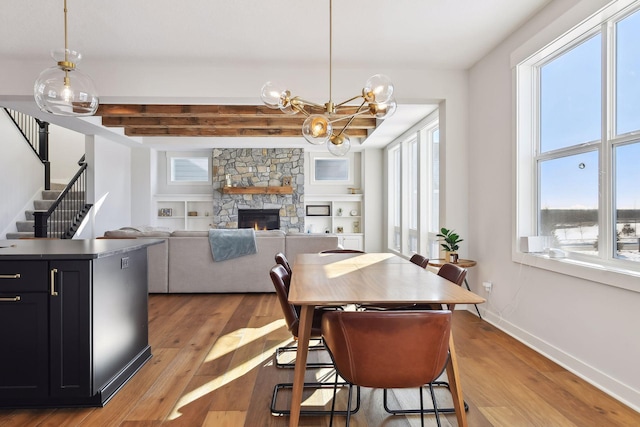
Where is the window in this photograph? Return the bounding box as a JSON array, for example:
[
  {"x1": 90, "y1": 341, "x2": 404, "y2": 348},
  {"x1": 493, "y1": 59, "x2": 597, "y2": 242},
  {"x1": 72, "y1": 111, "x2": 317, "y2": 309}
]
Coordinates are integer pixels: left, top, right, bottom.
[
  {"x1": 386, "y1": 113, "x2": 440, "y2": 259},
  {"x1": 516, "y1": 0, "x2": 640, "y2": 280},
  {"x1": 167, "y1": 152, "x2": 212, "y2": 185}
]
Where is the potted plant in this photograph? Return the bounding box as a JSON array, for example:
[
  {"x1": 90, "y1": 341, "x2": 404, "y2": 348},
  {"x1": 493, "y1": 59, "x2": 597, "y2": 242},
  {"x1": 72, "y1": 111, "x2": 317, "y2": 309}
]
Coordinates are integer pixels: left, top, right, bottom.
[{"x1": 437, "y1": 227, "x2": 463, "y2": 262}]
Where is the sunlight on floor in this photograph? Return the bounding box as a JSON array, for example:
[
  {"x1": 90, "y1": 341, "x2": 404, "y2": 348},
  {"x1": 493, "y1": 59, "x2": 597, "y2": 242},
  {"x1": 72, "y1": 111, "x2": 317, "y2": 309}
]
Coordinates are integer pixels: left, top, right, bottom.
[{"x1": 168, "y1": 319, "x2": 289, "y2": 420}]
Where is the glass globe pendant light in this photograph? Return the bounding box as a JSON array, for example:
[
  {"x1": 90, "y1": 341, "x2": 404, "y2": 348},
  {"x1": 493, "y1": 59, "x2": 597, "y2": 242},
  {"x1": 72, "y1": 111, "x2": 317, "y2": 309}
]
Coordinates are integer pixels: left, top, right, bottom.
[{"x1": 33, "y1": 0, "x2": 98, "y2": 116}]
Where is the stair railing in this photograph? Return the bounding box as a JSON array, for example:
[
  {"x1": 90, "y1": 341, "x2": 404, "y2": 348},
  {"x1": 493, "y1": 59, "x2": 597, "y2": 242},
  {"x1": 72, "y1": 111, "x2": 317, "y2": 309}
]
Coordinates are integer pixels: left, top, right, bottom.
[
  {"x1": 34, "y1": 156, "x2": 92, "y2": 239},
  {"x1": 3, "y1": 108, "x2": 50, "y2": 190}
]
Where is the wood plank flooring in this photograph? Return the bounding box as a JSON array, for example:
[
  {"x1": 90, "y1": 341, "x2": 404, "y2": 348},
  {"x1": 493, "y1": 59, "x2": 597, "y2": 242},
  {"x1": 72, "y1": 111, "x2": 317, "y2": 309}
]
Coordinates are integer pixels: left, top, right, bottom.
[{"x1": 0, "y1": 293, "x2": 638, "y2": 426}]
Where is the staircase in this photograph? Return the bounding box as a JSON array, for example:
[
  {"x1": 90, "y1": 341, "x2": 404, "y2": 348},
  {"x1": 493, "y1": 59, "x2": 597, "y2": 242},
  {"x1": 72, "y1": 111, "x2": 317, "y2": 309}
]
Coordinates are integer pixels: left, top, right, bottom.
[{"x1": 6, "y1": 183, "x2": 79, "y2": 239}]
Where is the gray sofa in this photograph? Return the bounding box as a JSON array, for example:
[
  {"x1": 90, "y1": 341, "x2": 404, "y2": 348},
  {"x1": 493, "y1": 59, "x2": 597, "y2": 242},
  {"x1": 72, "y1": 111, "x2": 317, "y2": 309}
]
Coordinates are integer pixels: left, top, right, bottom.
[{"x1": 102, "y1": 228, "x2": 338, "y2": 293}]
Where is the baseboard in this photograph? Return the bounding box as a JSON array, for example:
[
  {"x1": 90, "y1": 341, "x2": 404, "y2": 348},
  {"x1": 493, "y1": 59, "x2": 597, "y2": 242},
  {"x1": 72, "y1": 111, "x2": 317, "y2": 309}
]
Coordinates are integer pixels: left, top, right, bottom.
[{"x1": 477, "y1": 307, "x2": 640, "y2": 412}]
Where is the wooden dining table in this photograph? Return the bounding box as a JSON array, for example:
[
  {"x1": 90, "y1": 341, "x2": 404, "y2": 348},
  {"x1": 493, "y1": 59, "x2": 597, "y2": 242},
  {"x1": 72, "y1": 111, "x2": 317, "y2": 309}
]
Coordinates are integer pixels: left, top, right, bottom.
[{"x1": 287, "y1": 252, "x2": 486, "y2": 427}]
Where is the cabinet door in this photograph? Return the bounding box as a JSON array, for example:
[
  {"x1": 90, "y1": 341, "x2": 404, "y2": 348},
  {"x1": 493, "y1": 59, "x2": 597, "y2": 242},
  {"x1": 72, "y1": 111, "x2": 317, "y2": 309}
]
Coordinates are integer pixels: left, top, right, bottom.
[
  {"x1": 49, "y1": 261, "x2": 91, "y2": 398},
  {"x1": 0, "y1": 293, "x2": 48, "y2": 399}
]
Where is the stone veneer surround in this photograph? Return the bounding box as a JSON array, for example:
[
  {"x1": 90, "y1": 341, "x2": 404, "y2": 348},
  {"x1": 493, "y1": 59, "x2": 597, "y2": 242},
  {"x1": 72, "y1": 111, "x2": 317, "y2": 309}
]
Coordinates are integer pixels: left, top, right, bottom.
[{"x1": 211, "y1": 148, "x2": 304, "y2": 232}]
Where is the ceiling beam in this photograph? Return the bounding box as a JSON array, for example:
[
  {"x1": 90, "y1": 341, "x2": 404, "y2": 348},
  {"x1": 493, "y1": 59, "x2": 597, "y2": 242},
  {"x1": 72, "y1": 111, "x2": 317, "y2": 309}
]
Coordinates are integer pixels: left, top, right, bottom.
[{"x1": 97, "y1": 104, "x2": 376, "y2": 138}]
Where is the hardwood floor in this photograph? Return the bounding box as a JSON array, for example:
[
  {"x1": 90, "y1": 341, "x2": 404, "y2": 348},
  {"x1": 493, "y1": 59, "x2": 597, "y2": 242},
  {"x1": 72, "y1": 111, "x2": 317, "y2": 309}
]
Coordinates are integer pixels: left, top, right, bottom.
[{"x1": 0, "y1": 293, "x2": 638, "y2": 426}]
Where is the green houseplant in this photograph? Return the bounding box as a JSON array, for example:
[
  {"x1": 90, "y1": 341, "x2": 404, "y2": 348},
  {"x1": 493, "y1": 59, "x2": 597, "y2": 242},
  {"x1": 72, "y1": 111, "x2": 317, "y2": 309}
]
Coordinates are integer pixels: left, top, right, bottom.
[{"x1": 437, "y1": 227, "x2": 463, "y2": 255}]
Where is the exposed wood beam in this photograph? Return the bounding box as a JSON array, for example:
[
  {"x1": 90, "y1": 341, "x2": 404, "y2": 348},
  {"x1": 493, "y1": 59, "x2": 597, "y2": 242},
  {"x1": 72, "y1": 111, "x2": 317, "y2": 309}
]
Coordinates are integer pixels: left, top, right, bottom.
[{"x1": 96, "y1": 104, "x2": 377, "y2": 138}]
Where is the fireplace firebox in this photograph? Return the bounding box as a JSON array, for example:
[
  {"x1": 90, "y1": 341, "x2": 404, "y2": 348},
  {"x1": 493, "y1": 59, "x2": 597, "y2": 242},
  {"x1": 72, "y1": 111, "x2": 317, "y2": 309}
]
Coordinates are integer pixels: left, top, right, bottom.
[{"x1": 238, "y1": 209, "x2": 280, "y2": 230}]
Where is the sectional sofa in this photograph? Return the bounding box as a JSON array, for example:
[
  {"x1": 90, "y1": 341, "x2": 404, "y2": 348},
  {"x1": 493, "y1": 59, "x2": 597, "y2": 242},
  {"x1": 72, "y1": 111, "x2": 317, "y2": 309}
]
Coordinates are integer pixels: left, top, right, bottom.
[{"x1": 102, "y1": 228, "x2": 339, "y2": 293}]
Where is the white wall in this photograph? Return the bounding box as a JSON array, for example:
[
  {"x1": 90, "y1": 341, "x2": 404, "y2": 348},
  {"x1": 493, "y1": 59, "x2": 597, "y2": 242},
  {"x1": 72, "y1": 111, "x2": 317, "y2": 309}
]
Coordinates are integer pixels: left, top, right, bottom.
[
  {"x1": 131, "y1": 147, "x2": 156, "y2": 226},
  {"x1": 362, "y1": 148, "x2": 384, "y2": 252},
  {"x1": 0, "y1": 110, "x2": 43, "y2": 237},
  {"x1": 468, "y1": 0, "x2": 640, "y2": 409},
  {"x1": 76, "y1": 135, "x2": 132, "y2": 238},
  {"x1": 48, "y1": 125, "x2": 85, "y2": 184}
]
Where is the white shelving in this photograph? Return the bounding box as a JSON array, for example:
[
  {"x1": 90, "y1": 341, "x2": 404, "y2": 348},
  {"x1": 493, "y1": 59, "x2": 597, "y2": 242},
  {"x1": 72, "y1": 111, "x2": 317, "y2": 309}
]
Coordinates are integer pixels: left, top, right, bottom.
[
  {"x1": 154, "y1": 195, "x2": 214, "y2": 231},
  {"x1": 305, "y1": 194, "x2": 363, "y2": 250}
]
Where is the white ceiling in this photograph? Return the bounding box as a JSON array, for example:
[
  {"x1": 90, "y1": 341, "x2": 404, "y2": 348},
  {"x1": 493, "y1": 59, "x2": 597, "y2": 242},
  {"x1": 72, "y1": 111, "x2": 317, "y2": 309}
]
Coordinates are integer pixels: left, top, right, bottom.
[{"x1": 1, "y1": 0, "x2": 552, "y2": 150}]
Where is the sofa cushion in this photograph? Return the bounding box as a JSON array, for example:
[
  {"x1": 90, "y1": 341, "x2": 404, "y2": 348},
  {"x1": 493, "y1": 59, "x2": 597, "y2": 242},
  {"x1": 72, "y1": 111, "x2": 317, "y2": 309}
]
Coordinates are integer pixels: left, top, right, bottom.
[
  {"x1": 105, "y1": 229, "x2": 171, "y2": 238},
  {"x1": 285, "y1": 234, "x2": 340, "y2": 265}
]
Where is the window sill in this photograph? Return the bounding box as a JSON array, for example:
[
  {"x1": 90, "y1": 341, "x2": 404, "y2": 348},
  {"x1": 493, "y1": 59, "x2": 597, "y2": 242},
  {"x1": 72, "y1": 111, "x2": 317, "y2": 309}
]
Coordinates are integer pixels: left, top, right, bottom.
[{"x1": 512, "y1": 251, "x2": 640, "y2": 293}]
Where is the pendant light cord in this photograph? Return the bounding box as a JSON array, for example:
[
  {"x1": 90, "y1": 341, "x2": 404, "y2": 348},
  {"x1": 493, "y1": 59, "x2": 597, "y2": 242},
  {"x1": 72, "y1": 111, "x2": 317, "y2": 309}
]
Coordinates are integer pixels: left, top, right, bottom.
[
  {"x1": 64, "y1": 0, "x2": 68, "y2": 63},
  {"x1": 328, "y1": 0, "x2": 333, "y2": 108}
]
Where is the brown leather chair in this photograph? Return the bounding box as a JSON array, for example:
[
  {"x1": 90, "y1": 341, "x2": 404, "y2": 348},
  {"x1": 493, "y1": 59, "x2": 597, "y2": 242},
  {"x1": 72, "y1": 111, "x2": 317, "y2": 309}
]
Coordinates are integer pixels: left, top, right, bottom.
[
  {"x1": 437, "y1": 263, "x2": 467, "y2": 287},
  {"x1": 322, "y1": 310, "x2": 453, "y2": 426},
  {"x1": 320, "y1": 249, "x2": 366, "y2": 253},
  {"x1": 269, "y1": 264, "x2": 359, "y2": 416},
  {"x1": 270, "y1": 264, "x2": 326, "y2": 369},
  {"x1": 411, "y1": 263, "x2": 468, "y2": 311},
  {"x1": 409, "y1": 253, "x2": 430, "y2": 268},
  {"x1": 274, "y1": 252, "x2": 292, "y2": 276}
]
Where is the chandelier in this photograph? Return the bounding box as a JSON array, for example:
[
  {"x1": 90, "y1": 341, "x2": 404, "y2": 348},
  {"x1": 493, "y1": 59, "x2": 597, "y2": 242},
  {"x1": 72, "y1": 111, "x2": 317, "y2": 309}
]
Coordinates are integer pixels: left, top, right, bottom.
[
  {"x1": 260, "y1": 0, "x2": 396, "y2": 156},
  {"x1": 34, "y1": 0, "x2": 99, "y2": 116}
]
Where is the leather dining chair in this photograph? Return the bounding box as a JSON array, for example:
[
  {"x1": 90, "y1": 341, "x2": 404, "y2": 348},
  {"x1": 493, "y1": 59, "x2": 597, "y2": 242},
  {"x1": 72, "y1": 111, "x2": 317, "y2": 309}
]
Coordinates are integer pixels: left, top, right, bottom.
[
  {"x1": 409, "y1": 263, "x2": 468, "y2": 312},
  {"x1": 409, "y1": 253, "x2": 430, "y2": 268},
  {"x1": 274, "y1": 252, "x2": 292, "y2": 276},
  {"x1": 270, "y1": 264, "x2": 329, "y2": 369},
  {"x1": 269, "y1": 264, "x2": 359, "y2": 416},
  {"x1": 437, "y1": 263, "x2": 467, "y2": 289},
  {"x1": 322, "y1": 310, "x2": 453, "y2": 427}
]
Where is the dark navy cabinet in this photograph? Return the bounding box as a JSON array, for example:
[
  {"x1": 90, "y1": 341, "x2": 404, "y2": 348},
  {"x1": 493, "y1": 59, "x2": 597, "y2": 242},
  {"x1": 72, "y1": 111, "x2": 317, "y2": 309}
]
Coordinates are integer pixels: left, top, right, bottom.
[{"x1": 0, "y1": 239, "x2": 158, "y2": 408}]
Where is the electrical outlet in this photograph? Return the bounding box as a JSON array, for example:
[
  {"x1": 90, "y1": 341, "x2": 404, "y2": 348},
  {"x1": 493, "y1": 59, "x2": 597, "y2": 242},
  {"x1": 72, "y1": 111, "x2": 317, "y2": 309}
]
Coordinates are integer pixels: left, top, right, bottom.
[
  {"x1": 482, "y1": 281, "x2": 493, "y2": 293},
  {"x1": 121, "y1": 257, "x2": 130, "y2": 269}
]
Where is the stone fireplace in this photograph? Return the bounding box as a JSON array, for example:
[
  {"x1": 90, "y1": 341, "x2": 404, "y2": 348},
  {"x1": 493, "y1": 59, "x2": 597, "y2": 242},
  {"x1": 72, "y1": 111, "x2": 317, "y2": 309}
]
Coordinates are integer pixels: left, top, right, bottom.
[{"x1": 211, "y1": 148, "x2": 304, "y2": 232}]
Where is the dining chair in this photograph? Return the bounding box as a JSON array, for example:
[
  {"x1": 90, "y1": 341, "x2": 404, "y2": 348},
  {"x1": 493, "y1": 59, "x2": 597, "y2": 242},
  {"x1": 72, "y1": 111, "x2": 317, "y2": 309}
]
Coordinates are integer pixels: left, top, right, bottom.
[
  {"x1": 380, "y1": 262, "x2": 469, "y2": 416},
  {"x1": 437, "y1": 263, "x2": 467, "y2": 289},
  {"x1": 322, "y1": 310, "x2": 453, "y2": 427},
  {"x1": 274, "y1": 252, "x2": 292, "y2": 276},
  {"x1": 269, "y1": 264, "x2": 359, "y2": 416},
  {"x1": 320, "y1": 249, "x2": 366, "y2": 253},
  {"x1": 409, "y1": 253, "x2": 430, "y2": 268}
]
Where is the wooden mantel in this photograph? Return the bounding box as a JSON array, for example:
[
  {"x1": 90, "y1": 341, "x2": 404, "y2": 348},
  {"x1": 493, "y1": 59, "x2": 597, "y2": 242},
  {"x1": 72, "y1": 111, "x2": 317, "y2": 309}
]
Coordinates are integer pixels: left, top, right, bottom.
[{"x1": 221, "y1": 186, "x2": 293, "y2": 195}]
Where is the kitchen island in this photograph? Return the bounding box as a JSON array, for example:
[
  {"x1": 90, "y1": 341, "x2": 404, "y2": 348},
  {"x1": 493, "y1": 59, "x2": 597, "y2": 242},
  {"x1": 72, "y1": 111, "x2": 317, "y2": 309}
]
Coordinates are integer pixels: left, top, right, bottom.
[{"x1": 0, "y1": 238, "x2": 161, "y2": 408}]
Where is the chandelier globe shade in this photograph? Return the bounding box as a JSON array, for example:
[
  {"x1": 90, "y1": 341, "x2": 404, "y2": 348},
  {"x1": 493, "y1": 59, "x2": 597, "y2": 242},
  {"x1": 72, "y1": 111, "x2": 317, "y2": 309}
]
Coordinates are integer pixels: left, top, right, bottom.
[
  {"x1": 371, "y1": 97, "x2": 397, "y2": 119},
  {"x1": 261, "y1": 81, "x2": 290, "y2": 111},
  {"x1": 33, "y1": 0, "x2": 98, "y2": 116},
  {"x1": 327, "y1": 134, "x2": 351, "y2": 157},
  {"x1": 302, "y1": 115, "x2": 332, "y2": 145},
  {"x1": 363, "y1": 74, "x2": 394, "y2": 104}
]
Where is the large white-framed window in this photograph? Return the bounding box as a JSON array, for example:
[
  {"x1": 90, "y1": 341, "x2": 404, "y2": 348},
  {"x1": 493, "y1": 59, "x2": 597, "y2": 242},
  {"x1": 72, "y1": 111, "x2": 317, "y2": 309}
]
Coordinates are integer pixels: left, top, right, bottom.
[
  {"x1": 515, "y1": 0, "x2": 640, "y2": 288},
  {"x1": 386, "y1": 113, "x2": 440, "y2": 259},
  {"x1": 166, "y1": 152, "x2": 212, "y2": 185}
]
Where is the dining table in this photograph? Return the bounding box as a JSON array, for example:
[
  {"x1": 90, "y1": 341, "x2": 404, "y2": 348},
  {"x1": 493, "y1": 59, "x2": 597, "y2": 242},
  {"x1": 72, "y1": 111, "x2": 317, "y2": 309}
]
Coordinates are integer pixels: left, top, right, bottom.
[{"x1": 287, "y1": 252, "x2": 486, "y2": 427}]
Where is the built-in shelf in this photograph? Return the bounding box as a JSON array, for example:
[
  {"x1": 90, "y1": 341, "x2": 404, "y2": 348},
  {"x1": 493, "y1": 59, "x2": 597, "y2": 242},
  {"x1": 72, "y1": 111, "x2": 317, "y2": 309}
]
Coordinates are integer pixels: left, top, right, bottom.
[{"x1": 221, "y1": 186, "x2": 293, "y2": 195}]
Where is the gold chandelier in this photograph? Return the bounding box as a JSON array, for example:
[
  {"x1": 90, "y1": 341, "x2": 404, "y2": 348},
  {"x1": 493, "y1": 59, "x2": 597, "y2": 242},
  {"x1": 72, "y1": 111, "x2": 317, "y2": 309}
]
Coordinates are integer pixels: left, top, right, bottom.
[
  {"x1": 34, "y1": 0, "x2": 99, "y2": 116},
  {"x1": 260, "y1": 0, "x2": 396, "y2": 156}
]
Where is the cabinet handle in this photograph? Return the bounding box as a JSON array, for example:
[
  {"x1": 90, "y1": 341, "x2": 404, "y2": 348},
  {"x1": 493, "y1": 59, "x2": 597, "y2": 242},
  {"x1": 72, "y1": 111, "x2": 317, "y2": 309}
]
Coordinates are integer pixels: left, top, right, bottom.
[
  {"x1": 0, "y1": 296, "x2": 21, "y2": 302},
  {"x1": 0, "y1": 274, "x2": 21, "y2": 279},
  {"x1": 50, "y1": 268, "x2": 59, "y2": 296}
]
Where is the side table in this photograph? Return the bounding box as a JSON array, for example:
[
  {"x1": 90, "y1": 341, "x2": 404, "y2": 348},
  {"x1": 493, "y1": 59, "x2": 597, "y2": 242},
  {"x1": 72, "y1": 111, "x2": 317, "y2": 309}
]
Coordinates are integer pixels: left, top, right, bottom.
[{"x1": 428, "y1": 258, "x2": 482, "y2": 319}]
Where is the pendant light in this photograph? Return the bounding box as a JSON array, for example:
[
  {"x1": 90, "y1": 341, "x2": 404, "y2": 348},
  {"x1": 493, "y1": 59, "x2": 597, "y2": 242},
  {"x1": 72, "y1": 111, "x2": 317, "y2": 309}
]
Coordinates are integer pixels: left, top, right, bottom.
[{"x1": 34, "y1": 0, "x2": 98, "y2": 116}]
